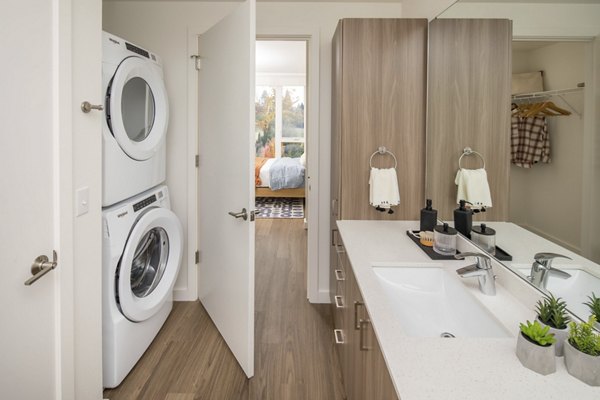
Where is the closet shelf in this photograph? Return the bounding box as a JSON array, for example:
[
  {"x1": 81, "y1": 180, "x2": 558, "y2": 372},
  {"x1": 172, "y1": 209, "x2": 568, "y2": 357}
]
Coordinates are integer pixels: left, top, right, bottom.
[
  {"x1": 511, "y1": 86, "x2": 584, "y2": 117},
  {"x1": 511, "y1": 86, "x2": 583, "y2": 101}
]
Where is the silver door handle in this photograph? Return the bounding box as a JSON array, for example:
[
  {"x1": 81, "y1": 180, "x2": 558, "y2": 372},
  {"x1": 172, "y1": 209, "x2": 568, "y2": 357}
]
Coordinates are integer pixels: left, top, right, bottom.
[
  {"x1": 81, "y1": 101, "x2": 104, "y2": 113},
  {"x1": 228, "y1": 208, "x2": 248, "y2": 221},
  {"x1": 25, "y1": 250, "x2": 58, "y2": 286}
]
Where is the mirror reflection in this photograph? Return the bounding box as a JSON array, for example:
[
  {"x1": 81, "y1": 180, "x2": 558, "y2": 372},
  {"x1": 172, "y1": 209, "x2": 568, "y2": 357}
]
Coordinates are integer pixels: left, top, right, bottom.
[{"x1": 430, "y1": 0, "x2": 600, "y2": 323}]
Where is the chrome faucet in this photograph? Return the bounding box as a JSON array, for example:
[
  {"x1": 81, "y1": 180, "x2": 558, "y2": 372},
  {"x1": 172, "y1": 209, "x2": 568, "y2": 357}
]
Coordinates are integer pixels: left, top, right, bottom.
[
  {"x1": 529, "y1": 252, "x2": 572, "y2": 290},
  {"x1": 454, "y1": 252, "x2": 496, "y2": 296}
]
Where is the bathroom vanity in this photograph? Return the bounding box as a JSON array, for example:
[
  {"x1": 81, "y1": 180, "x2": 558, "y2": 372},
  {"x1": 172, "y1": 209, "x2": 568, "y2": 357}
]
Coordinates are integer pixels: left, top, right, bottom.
[{"x1": 333, "y1": 220, "x2": 600, "y2": 400}]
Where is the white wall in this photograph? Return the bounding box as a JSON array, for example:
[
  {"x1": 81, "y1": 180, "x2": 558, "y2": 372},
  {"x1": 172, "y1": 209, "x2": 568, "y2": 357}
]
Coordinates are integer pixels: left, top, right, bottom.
[
  {"x1": 103, "y1": 1, "x2": 405, "y2": 301},
  {"x1": 440, "y1": 2, "x2": 600, "y2": 39},
  {"x1": 509, "y1": 42, "x2": 585, "y2": 253}
]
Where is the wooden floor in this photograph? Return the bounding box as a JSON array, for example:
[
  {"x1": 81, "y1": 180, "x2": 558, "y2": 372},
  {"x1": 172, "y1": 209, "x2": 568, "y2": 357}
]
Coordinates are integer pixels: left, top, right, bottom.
[{"x1": 104, "y1": 218, "x2": 346, "y2": 400}]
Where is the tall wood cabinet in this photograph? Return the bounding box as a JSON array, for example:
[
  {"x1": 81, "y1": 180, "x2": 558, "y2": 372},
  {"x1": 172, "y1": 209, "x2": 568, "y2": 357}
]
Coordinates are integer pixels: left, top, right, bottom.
[
  {"x1": 426, "y1": 19, "x2": 512, "y2": 221},
  {"x1": 331, "y1": 18, "x2": 428, "y2": 223},
  {"x1": 330, "y1": 19, "x2": 426, "y2": 398}
]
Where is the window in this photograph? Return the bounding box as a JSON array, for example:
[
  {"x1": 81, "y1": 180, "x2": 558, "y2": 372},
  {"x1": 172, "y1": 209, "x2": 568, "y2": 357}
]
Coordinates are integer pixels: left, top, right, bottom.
[{"x1": 255, "y1": 86, "x2": 305, "y2": 158}]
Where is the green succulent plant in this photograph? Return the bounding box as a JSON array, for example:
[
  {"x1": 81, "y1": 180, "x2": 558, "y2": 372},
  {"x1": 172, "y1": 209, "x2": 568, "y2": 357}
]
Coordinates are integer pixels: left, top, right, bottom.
[
  {"x1": 568, "y1": 315, "x2": 600, "y2": 356},
  {"x1": 520, "y1": 320, "x2": 556, "y2": 347},
  {"x1": 584, "y1": 293, "x2": 600, "y2": 322},
  {"x1": 536, "y1": 294, "x2": 570, "y2": 330}
]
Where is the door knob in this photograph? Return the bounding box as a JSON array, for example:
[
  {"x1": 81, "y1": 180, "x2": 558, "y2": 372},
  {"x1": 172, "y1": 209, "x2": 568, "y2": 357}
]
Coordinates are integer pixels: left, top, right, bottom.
[
  {"x1": 228, "y1": 208, "x2": 248, "y2": 221},
  {"x1": 25, "y1": 250, "x2": 58, "y2": 286},
  {"x1": 81, "y1": 101, "x2": 104, "y2": 113}
]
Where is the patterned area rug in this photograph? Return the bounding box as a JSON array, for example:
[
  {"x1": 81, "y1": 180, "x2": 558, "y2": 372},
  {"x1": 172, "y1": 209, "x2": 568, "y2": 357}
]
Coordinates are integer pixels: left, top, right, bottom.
[{"x1": 255, "y1": 197, "x2": 304, "y2": 219}]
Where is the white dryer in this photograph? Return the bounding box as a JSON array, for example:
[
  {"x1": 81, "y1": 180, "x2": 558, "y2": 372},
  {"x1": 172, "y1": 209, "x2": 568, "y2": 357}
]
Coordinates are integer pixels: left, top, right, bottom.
[
  {"x1": 102, "y1": 31, "x2": 169, "y2": 207},
  {"x1": 102, "y1": 185, "x2": 182, "y2": 388}
]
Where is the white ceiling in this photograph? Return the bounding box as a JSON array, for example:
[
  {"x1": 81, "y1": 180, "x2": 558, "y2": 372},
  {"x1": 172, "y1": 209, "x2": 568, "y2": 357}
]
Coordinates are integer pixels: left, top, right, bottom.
[
  {"x1": 256, "y1": 40, "x2": 306, "y2": 75},
  {"x1": 512, "y1": 41, "x2": 558, "y2": 51}
]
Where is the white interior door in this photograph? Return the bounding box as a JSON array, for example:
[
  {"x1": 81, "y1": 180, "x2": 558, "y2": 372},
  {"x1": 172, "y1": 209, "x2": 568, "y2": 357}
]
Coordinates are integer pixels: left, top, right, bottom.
[
  {"x1": 1, "y1": 1, "x2": 60, "y2": 398},
  {"x1": 197, "y1": 0, "x2": 256, "y2": 378}
]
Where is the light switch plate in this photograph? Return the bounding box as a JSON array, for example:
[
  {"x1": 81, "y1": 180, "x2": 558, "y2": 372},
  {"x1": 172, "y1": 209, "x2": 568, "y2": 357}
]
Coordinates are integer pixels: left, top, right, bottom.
[{"x1": 75, "y1": 186, "x2": 89, "y2": 217}]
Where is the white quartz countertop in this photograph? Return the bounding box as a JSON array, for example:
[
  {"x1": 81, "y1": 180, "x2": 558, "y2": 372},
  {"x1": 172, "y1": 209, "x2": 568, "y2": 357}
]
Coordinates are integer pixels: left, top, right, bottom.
[{"x1": 337, "y1": 220, "x2": 600, "y2": 400}]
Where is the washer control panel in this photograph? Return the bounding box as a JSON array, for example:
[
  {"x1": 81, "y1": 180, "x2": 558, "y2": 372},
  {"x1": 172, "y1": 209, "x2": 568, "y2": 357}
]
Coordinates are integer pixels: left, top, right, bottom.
[{"x1": 133, "y1": 194, "x2": 156, "y2": 212}]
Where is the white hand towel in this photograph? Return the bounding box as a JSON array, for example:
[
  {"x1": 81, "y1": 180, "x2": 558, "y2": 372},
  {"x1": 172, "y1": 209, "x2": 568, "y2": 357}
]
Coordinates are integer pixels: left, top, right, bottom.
[
  {"x1": 455, "y1": 168, "x2": 493, "y2": 208},
  {"x1": 369, "y1": 168, "x2": 400, "y2": 209}
]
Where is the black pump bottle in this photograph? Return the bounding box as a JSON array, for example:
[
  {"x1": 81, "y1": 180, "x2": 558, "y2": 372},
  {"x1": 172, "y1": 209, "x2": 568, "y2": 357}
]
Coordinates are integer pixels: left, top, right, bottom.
[
  {"x1": 454, "y1": 200, "x2": 473, "y2": 238},
  {"x1": 420, "y1": 199, "x2": 437, "y2": 231}
]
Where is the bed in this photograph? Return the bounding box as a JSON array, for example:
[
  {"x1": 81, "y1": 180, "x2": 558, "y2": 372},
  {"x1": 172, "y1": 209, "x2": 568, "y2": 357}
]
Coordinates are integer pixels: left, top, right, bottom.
[{"x1": 255, "y1": 156, "x2": 306, "y2": 198}]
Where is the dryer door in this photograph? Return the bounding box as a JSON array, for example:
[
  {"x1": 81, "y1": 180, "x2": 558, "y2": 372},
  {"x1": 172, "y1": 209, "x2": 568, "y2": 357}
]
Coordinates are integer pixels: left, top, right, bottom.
[
  {"x1": 107, "y1": 56, "x2": 169, "y2": 161},
  {"x1": 117, "y1": 207, "x2": 183, "y2": 322}
]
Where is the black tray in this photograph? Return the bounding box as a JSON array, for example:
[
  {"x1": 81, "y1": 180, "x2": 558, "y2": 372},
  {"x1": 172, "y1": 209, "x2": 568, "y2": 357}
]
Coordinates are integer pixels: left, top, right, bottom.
[
  {"x1": 406, "y1": 230, "x2": 461, "y2": 260},
  {"x1": 493, "y1": 246, "x2": 513, "y2": 261}
]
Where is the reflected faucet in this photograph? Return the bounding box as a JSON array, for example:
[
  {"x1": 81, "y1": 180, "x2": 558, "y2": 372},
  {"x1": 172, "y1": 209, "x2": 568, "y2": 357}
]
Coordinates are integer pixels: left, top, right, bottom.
[
  {"x1": 455, "y1": 252, "x2": 496, "y2": 296},
  {"x1": 529, "y1": 253, "x2": 572, "y2": 290}
]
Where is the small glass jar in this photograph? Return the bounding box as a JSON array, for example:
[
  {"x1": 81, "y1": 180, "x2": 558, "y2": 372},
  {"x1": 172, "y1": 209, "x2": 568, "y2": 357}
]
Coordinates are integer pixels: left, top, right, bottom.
[
  {"x1": 433, "y1": 223, "x2": 458, "y2": 256},
  {"x1": 471, "y1": 223, "x2": 496, "y2": 255}
]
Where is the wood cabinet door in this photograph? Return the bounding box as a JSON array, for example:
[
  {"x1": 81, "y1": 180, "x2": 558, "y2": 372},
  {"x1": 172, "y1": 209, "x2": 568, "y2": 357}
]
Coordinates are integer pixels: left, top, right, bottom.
[
  {"x1": 427, "y1": 18, "x2": 512, "y2": 221},
  {"x1": 364, "y1": 319, "x2": 398, "y2": 399}
]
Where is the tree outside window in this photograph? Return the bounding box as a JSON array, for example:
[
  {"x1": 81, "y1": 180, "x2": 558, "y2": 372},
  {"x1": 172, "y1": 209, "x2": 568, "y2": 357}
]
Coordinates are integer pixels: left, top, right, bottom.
[{"x1": 255, "y1": 86, "x2": 305, "y2": 158}]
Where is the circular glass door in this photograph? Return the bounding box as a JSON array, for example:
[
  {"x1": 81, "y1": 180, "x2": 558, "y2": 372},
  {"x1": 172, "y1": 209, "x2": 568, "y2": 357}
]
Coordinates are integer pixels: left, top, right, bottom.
[
  {"x1": 118, "y1": 207, "x2": 183, "y2": 322},
  {"x1": 108, "y1": 56, "x2": 169, "y2": 161},
  {"x1": 130, "y1": 227, "x2": 168, "y2": 298},
  {"x1": 121, "y1": 77, "x2": 156, "y2": 143}
]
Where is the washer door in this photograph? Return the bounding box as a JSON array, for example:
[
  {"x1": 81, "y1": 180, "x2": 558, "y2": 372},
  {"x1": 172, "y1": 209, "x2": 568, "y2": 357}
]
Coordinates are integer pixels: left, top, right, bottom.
[
  {"x1": 117, "y1": 207, "x2": 183, "y2": 322},
  {"x1": 107, "y1": 56, "x2": 169, "y2": 161}
]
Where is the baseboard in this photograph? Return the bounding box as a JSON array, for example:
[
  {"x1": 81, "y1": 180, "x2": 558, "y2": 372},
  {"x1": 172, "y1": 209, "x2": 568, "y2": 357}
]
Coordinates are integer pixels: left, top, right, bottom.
[
  {"x1": 173, "y1": 287, "x2": 196, "y2": 302},
  {"x1": 309, "y1": 289, "x2": 331, "y2": 304}
]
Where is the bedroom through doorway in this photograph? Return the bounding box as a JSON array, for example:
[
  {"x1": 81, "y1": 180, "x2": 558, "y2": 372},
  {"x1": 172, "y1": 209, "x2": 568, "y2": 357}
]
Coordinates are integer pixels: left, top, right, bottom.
[{"x1": 254, "y1": 39, "x2": 308, "y2": 222}]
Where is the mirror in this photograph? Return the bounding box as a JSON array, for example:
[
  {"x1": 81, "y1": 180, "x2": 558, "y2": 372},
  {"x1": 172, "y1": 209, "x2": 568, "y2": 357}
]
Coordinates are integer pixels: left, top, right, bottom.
[{"x1": 428, "y1": 0, "x2": 600, "y2": 323}]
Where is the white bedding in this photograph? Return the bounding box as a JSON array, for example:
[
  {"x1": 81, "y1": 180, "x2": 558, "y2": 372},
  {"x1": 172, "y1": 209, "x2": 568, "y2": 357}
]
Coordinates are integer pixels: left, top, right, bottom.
[{"x1": 258, "y1": 158, "x2": 276, "y2": 188}]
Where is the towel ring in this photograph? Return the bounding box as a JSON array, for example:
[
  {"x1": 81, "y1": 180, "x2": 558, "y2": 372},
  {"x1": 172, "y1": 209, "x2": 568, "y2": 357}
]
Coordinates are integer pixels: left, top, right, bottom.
[
  {"x1": 458, "y1": 147, "x2": 485, "y2": 169},
  {"x1": 369, "y1": 146, "x2": 398, "y2": 169}
]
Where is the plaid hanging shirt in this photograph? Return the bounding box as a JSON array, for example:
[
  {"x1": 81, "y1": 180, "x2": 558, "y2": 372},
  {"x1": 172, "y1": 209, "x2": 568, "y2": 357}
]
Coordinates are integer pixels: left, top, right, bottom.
[{"x1": 511, "y1": 115, "x2": 551, "y2": 168}]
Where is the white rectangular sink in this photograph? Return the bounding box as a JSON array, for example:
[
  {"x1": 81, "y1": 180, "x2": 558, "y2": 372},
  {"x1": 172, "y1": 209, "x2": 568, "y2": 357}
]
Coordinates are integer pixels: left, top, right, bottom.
[
  {"x1": 514, "y1": 264, "x2": 600, "y2": 319},
  {"x1": 373, "y1": 265, "x2": 510, "y2": 338}
]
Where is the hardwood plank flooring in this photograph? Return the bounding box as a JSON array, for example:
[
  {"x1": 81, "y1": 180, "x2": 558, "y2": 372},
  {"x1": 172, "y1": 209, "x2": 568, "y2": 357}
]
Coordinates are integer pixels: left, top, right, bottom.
[{"x1": 104, "y1": 218, "x2": 346, "y2": 400}]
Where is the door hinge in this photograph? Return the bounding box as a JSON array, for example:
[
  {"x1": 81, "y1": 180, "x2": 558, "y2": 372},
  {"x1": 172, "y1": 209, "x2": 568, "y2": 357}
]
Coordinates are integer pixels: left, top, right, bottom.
[
  {"x1": 190, "y1": 55, "x2": 202, "y2": 71},
  {"x1": 195, "y1": 250, "x2": 200, "y2": 264},
  {"x1": 195, "y1": 154, "x2": 199, "y2": 168}
]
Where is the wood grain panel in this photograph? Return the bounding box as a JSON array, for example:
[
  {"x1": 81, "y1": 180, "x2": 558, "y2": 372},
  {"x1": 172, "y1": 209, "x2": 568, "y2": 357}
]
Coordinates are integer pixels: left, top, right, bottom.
[
  {"x1": 338, "y1": 18, "x2": 428, "y2": 220},
  {"x1": 427, "y1": 19, "x2": 512, "y2": 221}
]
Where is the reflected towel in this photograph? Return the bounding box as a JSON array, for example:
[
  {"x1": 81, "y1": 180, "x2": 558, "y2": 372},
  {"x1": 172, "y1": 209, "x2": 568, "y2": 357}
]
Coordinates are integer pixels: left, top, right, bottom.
[
  {"x1": 369, "y1": 168, "x2": 400, "y2": 209},
  {"x1": 455, "y1": 168, "x2": 493, "y2": 208}
]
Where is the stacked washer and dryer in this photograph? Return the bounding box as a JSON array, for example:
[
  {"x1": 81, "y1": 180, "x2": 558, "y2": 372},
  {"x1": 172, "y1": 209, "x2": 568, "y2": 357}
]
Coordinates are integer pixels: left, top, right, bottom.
[{"x1": 101, "y1": 31, "x2": 183, "y2": 388}]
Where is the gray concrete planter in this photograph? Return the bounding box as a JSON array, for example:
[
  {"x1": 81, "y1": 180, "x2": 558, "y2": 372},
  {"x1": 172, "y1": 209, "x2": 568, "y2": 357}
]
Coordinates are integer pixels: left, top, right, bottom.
[
  {"x1": 516, "y1": 332, "x2": 556, "y2": 375},
  {"x1": 537, "y1": 318, "x2": 568, "y2": 357},
  {"x1": 564, "y1": 339, "x2": 600, "y2": 386}
]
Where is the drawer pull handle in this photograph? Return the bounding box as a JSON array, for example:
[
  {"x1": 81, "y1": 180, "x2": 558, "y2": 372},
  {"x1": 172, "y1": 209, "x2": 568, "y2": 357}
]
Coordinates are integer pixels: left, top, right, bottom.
[
  {"x1": 334, "y1": 295, "x2": 344, "y2": 308},
  {"x1": 335, "y1": 269, "x2": 345, "y2": 281},
  {"x1": 360, "y1": 319, "x2": 371, "y2": 351},
  {"x1": 334, "y1": 329, "x2": 345, "y2": 344},
  {"x1": 354, "y1": 300, "x2": 364, "y2": 330}
]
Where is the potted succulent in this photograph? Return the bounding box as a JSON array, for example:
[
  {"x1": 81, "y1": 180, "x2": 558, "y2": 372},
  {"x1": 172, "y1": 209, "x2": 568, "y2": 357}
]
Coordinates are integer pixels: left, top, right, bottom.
[
  {"x1": 535, "y1": 294, "x2": 570, "y2": 356},
  {"x1": 564, "y1": 316, "x2": 600, "y2": 386},
  {"x1": 516, "y1": 320, "x2": 556, "y2": 375},
  {"x1": 584, "y1": 293, "x2": 600, "y2": 329}
]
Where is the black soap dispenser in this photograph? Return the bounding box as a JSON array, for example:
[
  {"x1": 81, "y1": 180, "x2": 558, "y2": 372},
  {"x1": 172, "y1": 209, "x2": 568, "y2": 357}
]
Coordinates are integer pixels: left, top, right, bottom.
[
  {"x1": 454, "y1": 200, "x2": 473, "y2": 238},
  {"x1": 420, "y1": 199, "x2": 437, "y2": 231}
]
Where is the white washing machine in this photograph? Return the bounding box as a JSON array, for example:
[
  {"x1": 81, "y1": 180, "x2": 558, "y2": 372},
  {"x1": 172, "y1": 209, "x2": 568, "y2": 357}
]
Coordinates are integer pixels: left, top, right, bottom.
[
  {"x1": 102, "y1": 185, "x2": 183, "y2": 388},
  {"x1": 102, "y1": 31, "x2": 169, "y2": 207}
]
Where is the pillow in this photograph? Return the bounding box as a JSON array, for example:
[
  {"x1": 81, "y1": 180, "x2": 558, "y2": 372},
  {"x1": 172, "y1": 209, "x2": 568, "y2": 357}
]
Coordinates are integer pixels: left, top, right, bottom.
[{"x1": 299, "y1": 152, "x2": 306, "y2": 167}]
